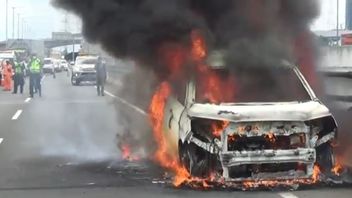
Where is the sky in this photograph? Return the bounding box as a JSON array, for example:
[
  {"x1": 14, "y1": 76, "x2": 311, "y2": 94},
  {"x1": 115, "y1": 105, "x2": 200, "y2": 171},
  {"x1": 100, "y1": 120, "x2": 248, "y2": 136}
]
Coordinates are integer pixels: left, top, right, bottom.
[
  {"x1": 0, "y1": 0, "x2": 81, "y2": 40},
  {"x1": 0, "y1": 0, "x2": 348, "y2": 41}
]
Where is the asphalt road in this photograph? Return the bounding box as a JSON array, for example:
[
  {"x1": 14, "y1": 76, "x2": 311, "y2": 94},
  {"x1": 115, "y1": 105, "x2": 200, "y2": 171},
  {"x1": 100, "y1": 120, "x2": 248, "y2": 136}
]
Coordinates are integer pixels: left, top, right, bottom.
[{"x1": 0, "y1": 72, "x2": 351, "y2": 198}]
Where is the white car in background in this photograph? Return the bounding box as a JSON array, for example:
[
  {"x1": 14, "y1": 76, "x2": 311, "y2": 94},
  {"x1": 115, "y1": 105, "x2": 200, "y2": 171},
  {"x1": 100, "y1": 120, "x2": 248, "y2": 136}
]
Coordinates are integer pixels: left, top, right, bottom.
[
  {"x1": 43, "y1": 58, "x2": 55, "y2": 74},
  {"x1": 71, "y1": 55, "x2": 98, "y2": 86},
  {"x1": 60, "y1": 60, "x2": 69, "y2": 71},
  {"x1": 53, "y1": 59, "x2": 62, "y2": 72}
]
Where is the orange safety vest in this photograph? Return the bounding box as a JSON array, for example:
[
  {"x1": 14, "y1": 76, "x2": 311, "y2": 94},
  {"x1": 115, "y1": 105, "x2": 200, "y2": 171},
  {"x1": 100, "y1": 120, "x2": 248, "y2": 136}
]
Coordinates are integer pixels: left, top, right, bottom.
[{"x1": 3, "y1": 64, "x2": 13, "y2": 76}]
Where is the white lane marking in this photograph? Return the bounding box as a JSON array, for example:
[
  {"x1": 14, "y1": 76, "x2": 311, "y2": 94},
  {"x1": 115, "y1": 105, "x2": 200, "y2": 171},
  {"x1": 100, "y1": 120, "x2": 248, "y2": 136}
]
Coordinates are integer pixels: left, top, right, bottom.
[
  {"x1": 12, "y1": 110, "x2": 23, "y2": 120},
  {"x1": 25, "y1": 98, "x2": 31, "y2": 103},
  {"x1": 104, "y1": 90, "x2": 147, "y2": 116},
  {"x1": 41, "y1": 75, "x2": 46, "y2": 83},
  {"x1": 0, "y1": 138, "x2": 3, "y2": 144},
  {"x1": 278, "y1": 193, "x2": 299, "y2": 198}
]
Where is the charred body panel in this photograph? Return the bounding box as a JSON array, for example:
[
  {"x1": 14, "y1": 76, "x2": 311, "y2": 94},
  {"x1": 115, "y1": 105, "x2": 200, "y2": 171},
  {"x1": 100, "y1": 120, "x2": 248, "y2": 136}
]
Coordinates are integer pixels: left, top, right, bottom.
[
  {"x1": 166, "y1": 64, "x2": 338, "y2": 181},
  {"x1": 187, "y1": 116, "x2": 336, "y2": 180}
]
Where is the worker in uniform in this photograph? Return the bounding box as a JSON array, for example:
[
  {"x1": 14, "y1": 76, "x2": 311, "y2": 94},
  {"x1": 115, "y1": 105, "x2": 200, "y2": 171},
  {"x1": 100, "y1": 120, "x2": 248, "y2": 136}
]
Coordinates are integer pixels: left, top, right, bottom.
[
  {"x1": 12, "y1": 60, "x2": 25, "y2": 94},
  {"x1": 95, "y1": 57, "x2": 107, "y2": 96},
  {"x1": 29, "y1": 55, "x2": 42, "y2": 98},
  {"x1": 2, "y1": 60, "x2": 13, "y2": 91},
  {"x1": 0, "y1": 60, "x2": 3, "y2": 87}
]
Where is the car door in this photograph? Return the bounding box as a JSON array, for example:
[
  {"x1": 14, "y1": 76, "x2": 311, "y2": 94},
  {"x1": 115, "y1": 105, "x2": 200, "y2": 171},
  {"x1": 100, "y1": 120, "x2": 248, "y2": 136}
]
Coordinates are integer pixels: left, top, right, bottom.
[{"x1": 163, "y1": 83, "x2": 187, "y2": 155}]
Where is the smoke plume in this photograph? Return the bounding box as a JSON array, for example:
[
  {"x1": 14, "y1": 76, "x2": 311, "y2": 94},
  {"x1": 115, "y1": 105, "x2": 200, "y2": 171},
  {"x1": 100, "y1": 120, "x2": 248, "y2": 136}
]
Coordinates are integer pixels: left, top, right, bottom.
[
  {"x1": 53, "y1": 0, "x2": 319, "y2": 77},
  {"x1": 53, "y1": 0, "x2": 320, "y2": 157}
]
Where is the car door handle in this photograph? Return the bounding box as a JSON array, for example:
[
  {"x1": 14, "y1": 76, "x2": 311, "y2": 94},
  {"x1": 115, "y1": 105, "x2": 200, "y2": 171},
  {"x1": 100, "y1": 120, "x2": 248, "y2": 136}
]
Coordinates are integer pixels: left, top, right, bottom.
[{"x1": 168, "y1": 109, "x2": 174, "y2": 129}]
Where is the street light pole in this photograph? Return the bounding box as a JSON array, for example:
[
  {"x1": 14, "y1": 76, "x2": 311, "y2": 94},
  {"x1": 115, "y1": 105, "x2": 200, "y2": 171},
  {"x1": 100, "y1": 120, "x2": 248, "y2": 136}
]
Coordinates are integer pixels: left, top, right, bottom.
[
  {"x1": 337, "y1": 0, "x2": 339, "y2": 38},
  {"x1": 22, "y1": 19, "x2": 25, "y2": 40},
  {"x1": 6, "y1": 0, "x2": 8, "y2": 41},
  {"x1": 12, "y1": 7, "x2": 16, "y2": 39},
  {"x1": 72, "y1": 34, "x2": 75, "y2": 62},
  {"x1": 17, "y1": 13, "x2": 20, "y2": 40}
]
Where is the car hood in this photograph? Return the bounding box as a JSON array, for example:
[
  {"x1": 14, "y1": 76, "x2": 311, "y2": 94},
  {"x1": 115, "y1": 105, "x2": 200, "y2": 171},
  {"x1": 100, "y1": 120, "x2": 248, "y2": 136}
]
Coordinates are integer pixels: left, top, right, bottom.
[
  {"x1": 187, "y1": 100, "x2": 332, "y2": 122},
  {"x1": 76, "y1": 64, "x2": 95, "y2": 69},
  {"x1": 43, "y1": 64, "x2": 53, "y2": 68}
]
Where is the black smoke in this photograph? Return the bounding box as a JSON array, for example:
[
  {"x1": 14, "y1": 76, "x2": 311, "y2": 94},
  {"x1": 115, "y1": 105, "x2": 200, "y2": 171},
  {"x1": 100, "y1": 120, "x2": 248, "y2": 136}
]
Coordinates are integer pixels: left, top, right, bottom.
[
  {"x1": 53, "y1": 0, "x2": 319, "y2": 78},
  {"x1": 52, "y1": 0, "x2": 321, "y2": 158}
]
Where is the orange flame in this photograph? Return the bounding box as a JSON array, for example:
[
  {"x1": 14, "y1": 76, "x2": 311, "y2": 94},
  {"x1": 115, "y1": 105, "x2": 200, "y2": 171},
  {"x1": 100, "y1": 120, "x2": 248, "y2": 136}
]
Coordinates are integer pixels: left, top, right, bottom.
[
  {"x1": 149, "y1": 82, "x2": 191, "y2": 186},
  {"x1": 332, "y1": 157, "x2": 344, "y2": 176},
  {"x1": 191, "y1": 31, "x2": 207, "y2": 62},
  {"x1": 191, "y1": 31, "x2": 237, "y2": 104},
  {"x1": 264, "y1": 132, "x2": 276, "y2": 143},
  {"x1": 121, "y1": 144, "x2": 140, "y2": 161},
  {"x1": 212, "y1": 121, "x2": 230, "y2": 137},
  {"x1": 158, "y1": 43, "x2": 187, "y2": 80},
  {"x1": 312, "y1": 164, "x2": 321, "y2": 183},
  {"x1": 121, "y1": 145, "x2": 132, "y2": 160}
]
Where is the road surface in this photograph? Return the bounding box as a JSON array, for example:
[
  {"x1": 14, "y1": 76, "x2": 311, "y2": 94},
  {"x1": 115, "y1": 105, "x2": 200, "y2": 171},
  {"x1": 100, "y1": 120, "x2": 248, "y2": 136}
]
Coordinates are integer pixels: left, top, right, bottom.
[{"x1": 0, "y1": 72, "x2": 351, "y2": 198}]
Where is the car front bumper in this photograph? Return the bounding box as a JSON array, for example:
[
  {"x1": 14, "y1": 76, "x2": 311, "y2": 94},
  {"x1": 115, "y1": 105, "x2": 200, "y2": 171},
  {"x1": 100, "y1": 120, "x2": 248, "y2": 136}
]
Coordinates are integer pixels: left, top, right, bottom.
[
  {"x1": 72, "y1": 72, "x2": 97, "y2": 82},
  {"x1": 43, "y1": 68, "x2": 54, "y2": 73},
  {"x1": 220, "y1": 148, "x2": 316, "y2": 180},
  {"x1": 221, "y1": 149, "x2": 316, "y2": 167}
]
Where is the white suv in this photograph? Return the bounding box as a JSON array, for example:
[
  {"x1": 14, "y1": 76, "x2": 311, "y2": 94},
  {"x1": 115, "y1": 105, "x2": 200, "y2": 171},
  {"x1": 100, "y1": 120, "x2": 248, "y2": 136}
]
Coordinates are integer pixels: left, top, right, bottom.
[
  {"x1": 71, "y1": 56, "x2": 98, "y2": 86},
  {"x1": 164, "y1": 62, "x2": 337, "y2": 181}
]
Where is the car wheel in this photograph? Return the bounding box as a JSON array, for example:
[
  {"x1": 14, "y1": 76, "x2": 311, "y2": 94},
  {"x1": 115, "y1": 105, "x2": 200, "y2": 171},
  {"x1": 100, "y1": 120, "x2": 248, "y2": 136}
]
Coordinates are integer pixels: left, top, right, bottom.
[
  {"x1": 71, "y1": 76, "x2": 79, "y2": 86},
  {"x1": 316, "y1": 143, "x2": 335, "y2": 174},
  {"x1": 179, "y1": 142, "x2": 211, "y2": 178},
  {"x1": 179, "y1": 141, "x2": 190, "y2": 170},
  {"x1": 71, "y1": 77, "x2": 75, "y2": 86}
]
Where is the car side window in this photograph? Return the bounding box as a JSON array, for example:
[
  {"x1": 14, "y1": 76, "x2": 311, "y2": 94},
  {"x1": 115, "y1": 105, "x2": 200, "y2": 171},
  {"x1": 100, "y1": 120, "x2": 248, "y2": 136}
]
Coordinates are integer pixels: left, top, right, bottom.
[{"x1": 174, "y1": 83, "x2": 186, "y2": 106}]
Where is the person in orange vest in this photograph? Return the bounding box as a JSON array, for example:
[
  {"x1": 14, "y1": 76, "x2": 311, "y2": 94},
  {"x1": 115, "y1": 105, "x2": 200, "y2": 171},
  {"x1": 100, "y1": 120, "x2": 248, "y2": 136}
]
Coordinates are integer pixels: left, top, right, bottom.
[
  {"x1": 3, "y1": 60, "x2": 13, "y2": 91},
  {"x1": 0, "y1": 60, "x2": 6, "y2": 87},
  {"x1": 0, "y1": 60, "x2": 3, "y2": 87}
]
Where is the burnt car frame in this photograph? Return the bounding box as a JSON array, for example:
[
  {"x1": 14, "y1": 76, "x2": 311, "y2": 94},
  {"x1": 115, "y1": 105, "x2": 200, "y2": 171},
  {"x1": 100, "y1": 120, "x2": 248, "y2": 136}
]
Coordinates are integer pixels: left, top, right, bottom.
[{"x1": 163, "y1": 62, "x2": 337, "y2": 181}]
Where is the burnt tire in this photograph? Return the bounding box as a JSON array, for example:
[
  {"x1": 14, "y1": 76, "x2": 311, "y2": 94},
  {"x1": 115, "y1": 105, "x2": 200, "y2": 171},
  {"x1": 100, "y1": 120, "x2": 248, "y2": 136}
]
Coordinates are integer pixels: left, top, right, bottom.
[
  {"x1": 179, "y1": 142, "x2": 212, "y2": 178},
  {"x1": 316, "y1": 143, "x2": 335, "y2": 174}
]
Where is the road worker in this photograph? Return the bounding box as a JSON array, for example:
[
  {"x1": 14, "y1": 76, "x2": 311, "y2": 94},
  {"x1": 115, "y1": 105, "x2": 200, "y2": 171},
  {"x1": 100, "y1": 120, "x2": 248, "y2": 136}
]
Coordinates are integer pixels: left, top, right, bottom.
[
  {"x1": 95, "y1": 57, "x2": 107, "y2": 96},
  {"x1": 2, "y1": 60, "x2": 13, "y2": 92},
  {"x1": 13, "y1": 60, "x2": 25, "y2": 94},
  {"x1": 28, "y1": 55, "x2": 42, "y2": 98}
]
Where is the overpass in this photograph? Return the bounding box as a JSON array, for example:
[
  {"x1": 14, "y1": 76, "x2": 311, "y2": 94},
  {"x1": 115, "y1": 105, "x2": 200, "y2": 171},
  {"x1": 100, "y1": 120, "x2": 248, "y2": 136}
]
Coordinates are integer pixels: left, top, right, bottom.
[{"x1": 0, "y1": 32, "x2": 84, "y2": 57}]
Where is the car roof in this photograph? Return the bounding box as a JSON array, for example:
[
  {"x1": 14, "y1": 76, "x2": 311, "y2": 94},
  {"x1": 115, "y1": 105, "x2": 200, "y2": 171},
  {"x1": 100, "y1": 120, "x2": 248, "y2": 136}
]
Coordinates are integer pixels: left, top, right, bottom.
[
  {"x1": 76, "y1": 56, "x2": 98, "y2": 59},
  {"x1": 206, "y1": 50, "x2": 296, "y2": 70}
]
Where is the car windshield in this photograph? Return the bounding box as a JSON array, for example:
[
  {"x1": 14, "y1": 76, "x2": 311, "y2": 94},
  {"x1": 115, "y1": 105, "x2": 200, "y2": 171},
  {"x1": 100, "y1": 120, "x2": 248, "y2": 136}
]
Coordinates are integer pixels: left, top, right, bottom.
[
  {"x1": 196, "y1": 66, "x2": 311, "y2": 103},
  {"x1": 76, "y1": 58, "x2": 97, "y2": 65},
  {"x1": 44, "y1": 60, "x2": 53, "y2": 64}
]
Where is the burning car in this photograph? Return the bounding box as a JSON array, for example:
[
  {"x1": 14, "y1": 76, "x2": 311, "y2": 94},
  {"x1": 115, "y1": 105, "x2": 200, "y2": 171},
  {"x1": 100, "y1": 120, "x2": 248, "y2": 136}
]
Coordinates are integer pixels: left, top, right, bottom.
[{"x1": 162, "y1": 57, "x2": 338, "y2": 182}]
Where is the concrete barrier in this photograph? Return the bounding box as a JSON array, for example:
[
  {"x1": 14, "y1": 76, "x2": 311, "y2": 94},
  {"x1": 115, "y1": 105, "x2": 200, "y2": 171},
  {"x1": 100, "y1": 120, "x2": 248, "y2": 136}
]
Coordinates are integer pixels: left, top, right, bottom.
[{"x1": 318, "y1": 46, "x2": 352, "y2": 109}]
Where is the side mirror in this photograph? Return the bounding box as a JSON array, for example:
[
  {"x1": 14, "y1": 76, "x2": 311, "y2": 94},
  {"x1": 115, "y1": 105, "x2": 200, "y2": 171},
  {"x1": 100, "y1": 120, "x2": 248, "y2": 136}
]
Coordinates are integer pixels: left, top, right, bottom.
[{"x1": 70, "y1": 61, "x2": 75, "y2": 66}]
